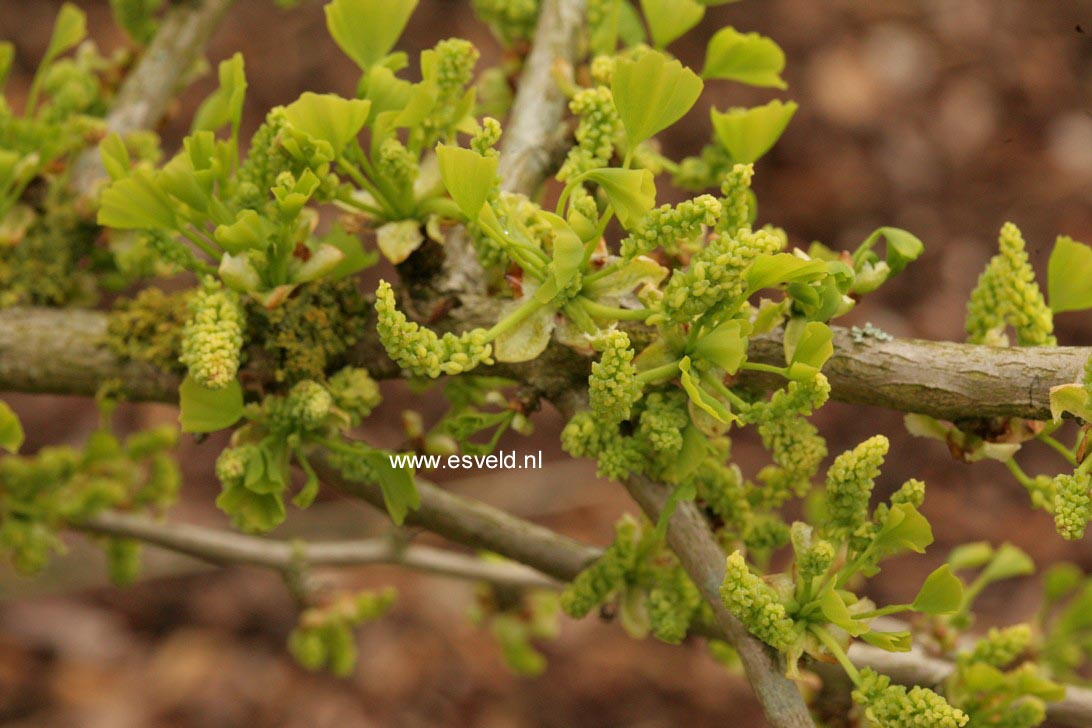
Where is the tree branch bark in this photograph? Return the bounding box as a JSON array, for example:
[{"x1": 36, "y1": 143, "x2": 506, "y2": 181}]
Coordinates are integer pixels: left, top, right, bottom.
[
  {"x1": 80, "y1": 510, "x2": 559, "y2": 591},
  {"x1": 3, "y1": 304, "x2": 1088, "y2": 422},
  {"x1": 71, "y1": 0, "x2": 238, "y2": 194},
  {"x1": 497, "y1": 0, "x2": 585, "y2": 195}
]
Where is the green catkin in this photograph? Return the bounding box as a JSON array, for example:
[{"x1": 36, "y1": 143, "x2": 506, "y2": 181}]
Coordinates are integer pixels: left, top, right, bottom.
[
  {"x1": 618, "y1": 195, "x2": 722, "y2": 260},
  {"x1": 720, "y1": 551, "x2": 797, "y2": 652},
  {"x1": 281, "y1": 380, "x2": 333, "y2": 431},
  {"x1": 853, "y1": 668, "x2": 969, "y2": 727},
  {"x1": 965, "y1": 222, "x2": 1056, "y2": 347},
  {"x1": 232, "y1": 108, "x2": 291, "y2": 210},
  {"x1": 588, "y1": 330, "x2": 642, "y2": 423},
  {"x1": 558, "y1": 85, "x2": 621, "y2": 180},
  {"x1": 716, "y1": 163, "x2": 755, "y2": 236},
  {"x1": 823, "y1": 435, "x2": 889, "y2": 540},
  {"x1": 374, "y1": 280, "x2": 494, "y2": 378},
  {"x1": 376, "y1": 137, "x2": 417, "y2": 191},
  {"x1": 636, "y1": 391, "x2": 690, "y2": 457},
  {"x1": 471, "y1": 117, "x2": 502, "y2": 157},
  {"x1": 959, "y1": 624, "x2": 1032, "y2": 668},
  {"x1": 472, "y1": 0, "x2": 539, "y2": 45},
  {"x1": 647, "y1": 565, "x2": 702, "y2": 644},
  {"x1": 326, "y1": 367, "x2": 381, "y2": 425},
  {"x1": 179, "y1": 277, "x2": 245, "y2": 389},
  {"x1": 1052, "y1": 472, "x2": 1091, "y2": 541},
  {"x1": 658, "y1": 226, "x2": 784, "y2": 325},
  {"x1": 560, "y1": 515, "x2": 639, "y2": 617}
]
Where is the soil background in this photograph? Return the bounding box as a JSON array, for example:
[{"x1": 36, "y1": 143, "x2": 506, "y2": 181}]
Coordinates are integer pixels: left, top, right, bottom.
[{"x1": 2, "y1": 1, "x2": 1092, "y2": 726}]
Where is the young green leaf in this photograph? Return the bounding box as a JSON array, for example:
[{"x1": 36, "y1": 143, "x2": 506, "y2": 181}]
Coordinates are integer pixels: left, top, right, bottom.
[
  {"x1": 947, "y1": 542, "x2": 994, "y2": 571},
  {"x1": 851, "y1": 226, "x2": 924, "y2": 293},
  {"x1": 0, "y1": 400, "x2": 24, "y2": 453},
  {"x1": 818, "y1": 588, "x2": 868, "y2": 636},
  {"x1": 582, "y1": 167, "x2": 657, "y2": 229},
  {"x1": 640, "y1": 0, "x2": 705, "y2": 49},
  {"x1": 978, "y1": 543, "x2": 1034, "y2": 585},
  {"x1": 786, "y1": 321, "x2": 834, "y2": 381},
  {"x1": 179, "y1": 376, "x2": 244, "y2": 433},
  {"x1": 283, "y1": 93, "x2": 371, "y2": 159},
  {"x1": 191, "y1": 53, "x2": 248, "y2": 141},
  {"x1": 692, "y1": 319, "x2": 750, "y2": 373},
  {"x1": 701, "y1": 27, "x2": 787, "y2": 89},
  {"x1": 746, "y1": 253, "x2": 826, "y2": 294},
  {"x1": 1050, "y1": 383, "x2": 1092, "y2": 423},
  {"x1": 860, "y1": 630, "x2": 912, "y2": 652},
  {"x1": 360, "y1": 449, "x2": 420, "y2": 525},
  {"x1": 97, "y1": 170, "x2": 179, "y2": 230},
  {"x1": 99, "y1": 134, "x2": 131, "y2": 181},
  {"x1": 1048, "y1": 235, "x2": 1092, "y2": 313},
  {"x1": 214, "y1": 210, "x2": 275, "y2": 253},
  {"x1": 437, "y1": 144, "x2": 497, "y2": 221},
  {"x1": 872, "y1": 503, "x2": 934, "y2": 557},
  {"x1": 611, "y1": 50, "x2": 703, "y2": 147},
  {"x1": 41, "y1": 3, "x2": 87, "y2": 68},
  {"x1": 912, "y1": 564, "x2": 963, "y2": 615},
  {"x1": 325, "y1": 0, "x2": 418, "y2": 71},
  {"x1": 710, "y1": 100, "x2": 797, "y2": 164},
  {"x1": 679, "y1": 356, "x2": 737, "y2": 424}
]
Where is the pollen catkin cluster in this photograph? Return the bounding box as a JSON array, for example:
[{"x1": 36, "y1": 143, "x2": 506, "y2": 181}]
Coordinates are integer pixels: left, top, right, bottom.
[
  {"x1": 965, "y1": 222, "x2": 1056, "y2": 347},
  {"x1": 558, "y1": 86, "x2": 621, "y2": 180},
  {"x1": 822, "y1": 435, "x2": 889, "y2": 540},
  {"x1": 659, "y1": 226, "x2": 783, "y2": 325},
  {"x1": 588, "y1": 330, "x2": 642, "y2": 423},
  {"x1": 959, "y1": 624, "x2": 1032, "y2": 668},
  {"x1": 560, "y1": 515, "x2": 639, "y2": 617},
  {"x1": 180, "y1": 278, "x2": 246, "y2": 389},
  {"x1": 619, "y1": 195, "x2": 722, "y2": 260},
  {"x1": 717, "y1": 163, "x2": 755, "y2": 235},
  {"x1": 282, "y1": 380, "x2": 333, "y2": 431},
  {"x1": 232, "y1": 108, "x2": 291, "y2": 210},
  {"x1": 471, "y1": 0, "x2": 539, "y2": 45},
  {"x1": 377, "y1": 137, "x2": 417, "y2": 190},
  {"x1": 720, "y1": 551, "x2": 797, "y2": 652},
  {"x1": 326, "y1": 367, "x2": 381, "y2": 425},
  {"x1": 471, "y1": 117, "x2": 503, "y2": 158},
  {"x1": 374, "y1": 280, "x2": 493, "y2": 378},
  {"x1": 636, "y1": 391, "x2": 690, "y2": 457},
  {"x1": 852, "y1": 668, "x2": 969, "y2": 727},
  {"x1": 1053, "y1": 472, "x2": 1091, "y2": 541}
]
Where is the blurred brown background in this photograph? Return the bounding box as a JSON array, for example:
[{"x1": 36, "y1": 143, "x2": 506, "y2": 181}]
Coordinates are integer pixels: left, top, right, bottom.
[{"x1": 2, "y1": 1, "x2": 1092, "y2": 726}]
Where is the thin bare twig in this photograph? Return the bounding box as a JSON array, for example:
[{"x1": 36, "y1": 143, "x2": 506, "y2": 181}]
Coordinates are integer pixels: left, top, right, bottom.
[
  {"x1": 71, "y1": 0, "x2": 237, "y2": 194},
  {"x1": 80, "y1": 510, "x2": 559, "y2": 591}
]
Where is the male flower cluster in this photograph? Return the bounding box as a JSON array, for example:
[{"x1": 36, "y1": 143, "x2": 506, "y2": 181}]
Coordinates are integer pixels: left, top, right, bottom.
[
  {"x1": 588, "y1": 330, "x2": 642, "y2": 423},
  {"x1": 179, "y1": 278, "x2": 246, "y2": 389},
  {"x1": 853, "y1": 668, "x2": 969, "y2": 727},
  {"x1": 619, "y1": 195, "x2": 722, "y2": 260},
  {"x1": 720, "y1": 551, "x2": 797, "y2": 653},
  {"x1": 1053, "y1": 472, "x2": 1091, "y2": 541},
  {"x1": 374, "y1": 280, "x2": 493, "y2": 378},
  {"x1": 965, "y1": 222, "x2": 1056, "y2": 347},
  {"x1": 823, "y1": 435, "x2": 889, "y2": 541}
]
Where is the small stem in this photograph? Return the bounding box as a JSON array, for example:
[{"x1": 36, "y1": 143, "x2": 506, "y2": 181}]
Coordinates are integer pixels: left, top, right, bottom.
[
  {"x1": 577, "y1": 297, "x2": 650, "y2": 322},
  {"x1": 180, "y1": 227, "x2": 222, "y2": 261},
  {"x1": 484, "y1": 296, "x2": 548, "y2": 341},
  {"x1": 1039, "y1": 433, "x2": 1078, "y2": 466},
  {"x1": 703, "y1": 375, "x2": 749, "y2": 412},
  {"x1": 337, "y1": 156, "x2": 395, "y2": 217},
  {"x1": 812, "y1": 625, "x2": 859, "y2": 684},
  {"x1": 1004, "y1": 458, "x2": 1037, "y2": 491},
  {"x1": 854, "y1": 603, "x2": 913, "y2": 620},
  {"x1": 636, "y1": 360, "x2": 681, "y2": 385},
  {"x1": 740, "y1": 361, "x2": 789, "y2": 377}
]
